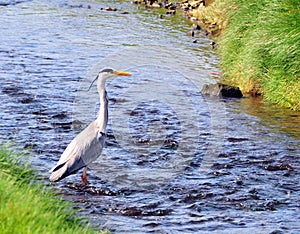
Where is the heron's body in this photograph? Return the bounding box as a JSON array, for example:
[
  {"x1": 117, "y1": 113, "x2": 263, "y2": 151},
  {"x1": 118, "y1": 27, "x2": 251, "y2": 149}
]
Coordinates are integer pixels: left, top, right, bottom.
[
  {"x1": 49, "y1": 120, "x2": 106, "y2": 182},
  {"x1": 49, "y1": 69, "x2": 131, "y2": 185}
]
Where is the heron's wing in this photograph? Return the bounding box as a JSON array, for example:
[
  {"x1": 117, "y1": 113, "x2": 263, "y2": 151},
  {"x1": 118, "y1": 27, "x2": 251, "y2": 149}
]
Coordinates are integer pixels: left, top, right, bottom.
[
  {"x1": 49, "y1": 121, "x2": 106, "y2": 182},
  {"x1": 49, "y1": 156, "x2": 85, "y2": 182},
  {"x1": 80, "y1": 129, "x2": 106, "y2": 165}
]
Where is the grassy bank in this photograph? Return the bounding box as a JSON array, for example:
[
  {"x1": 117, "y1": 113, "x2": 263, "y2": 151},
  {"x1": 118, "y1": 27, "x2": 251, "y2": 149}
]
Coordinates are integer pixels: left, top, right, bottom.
[
  {"x1": 192, "y1": 0, "x2": 300, "y2": 110},
  {"x1": 0, "y1": 145, "x2": 103, "y2": 234}
]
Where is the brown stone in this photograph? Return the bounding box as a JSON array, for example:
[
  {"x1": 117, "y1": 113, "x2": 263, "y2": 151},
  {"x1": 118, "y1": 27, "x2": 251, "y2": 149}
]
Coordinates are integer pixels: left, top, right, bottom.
[{"x1": 201, "y1": 83, "x2": 243, "y2": 98}]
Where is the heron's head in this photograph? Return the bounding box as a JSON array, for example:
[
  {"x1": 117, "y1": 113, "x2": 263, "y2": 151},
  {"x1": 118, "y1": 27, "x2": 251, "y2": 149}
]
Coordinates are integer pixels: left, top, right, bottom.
[{"x1": 88, "y1": 68, "x2": 132, "y2": 90}]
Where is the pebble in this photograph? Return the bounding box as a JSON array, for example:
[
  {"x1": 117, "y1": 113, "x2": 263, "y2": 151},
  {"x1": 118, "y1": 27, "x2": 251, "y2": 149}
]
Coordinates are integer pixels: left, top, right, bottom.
[
  {"x1": 192, "y1": 24, "x2": 201, "y2": 30},
  {"x1": 105, "y1": 7, "x2": 117, "y2": 11},
  {"x1": 166, "y1": 10, "x2": 176, "y2": 15},
  {"x1": 187, "y1": 30, "x2": 195, "y2": 37}
]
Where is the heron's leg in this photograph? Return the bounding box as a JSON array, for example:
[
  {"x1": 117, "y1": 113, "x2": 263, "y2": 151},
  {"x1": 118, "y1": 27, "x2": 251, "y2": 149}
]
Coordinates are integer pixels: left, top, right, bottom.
[{"x1": 81, "y1": 166, "x2": 88, "y2": 186}]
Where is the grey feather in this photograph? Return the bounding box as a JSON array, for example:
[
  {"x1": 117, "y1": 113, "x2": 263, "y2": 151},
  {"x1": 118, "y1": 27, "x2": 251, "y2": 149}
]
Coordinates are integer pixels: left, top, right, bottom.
[{"x1": 49, "y1": 120, "x2": 106, "y2": 182}]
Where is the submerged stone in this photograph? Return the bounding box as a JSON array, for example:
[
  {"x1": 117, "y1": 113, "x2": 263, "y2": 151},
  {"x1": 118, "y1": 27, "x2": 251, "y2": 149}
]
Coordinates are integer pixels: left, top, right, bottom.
[{"x1": 201, "y1": 83, "x2": 243, "y2": 98}]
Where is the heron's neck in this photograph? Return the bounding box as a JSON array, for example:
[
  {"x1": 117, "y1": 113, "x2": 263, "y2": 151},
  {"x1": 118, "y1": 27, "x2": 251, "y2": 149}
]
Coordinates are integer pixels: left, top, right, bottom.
[{"x1": 97, "y1": 82, "x2": 108, "y2": 132}]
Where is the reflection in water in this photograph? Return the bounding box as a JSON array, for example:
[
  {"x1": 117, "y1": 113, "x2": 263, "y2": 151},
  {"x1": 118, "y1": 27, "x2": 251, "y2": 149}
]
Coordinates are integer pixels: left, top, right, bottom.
[
  {"x1": 235, "y1": 96, "x2": 300, "y2": 139},
  {"x1": 0, "y1": 0, "x2": 299, "y2": 233}
]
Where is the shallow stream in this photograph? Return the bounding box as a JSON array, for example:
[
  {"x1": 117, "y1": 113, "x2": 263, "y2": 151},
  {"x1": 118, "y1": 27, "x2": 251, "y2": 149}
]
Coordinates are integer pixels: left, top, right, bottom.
[{"x1": 1, "y1": 0, "x2": 300, "y2": 233}]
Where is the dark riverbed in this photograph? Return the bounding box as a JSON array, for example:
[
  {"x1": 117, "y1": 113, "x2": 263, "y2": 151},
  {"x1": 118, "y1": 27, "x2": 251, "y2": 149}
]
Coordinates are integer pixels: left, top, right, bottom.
[{"x1": 1, "y1": 0, "x2": 300, "y2": 233}]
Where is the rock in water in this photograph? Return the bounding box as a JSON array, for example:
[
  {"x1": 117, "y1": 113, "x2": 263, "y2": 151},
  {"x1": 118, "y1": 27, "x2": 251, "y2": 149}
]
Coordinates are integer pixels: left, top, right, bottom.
[{"x1": 201, "y1": 83, "x2": 243, "y2": 98}]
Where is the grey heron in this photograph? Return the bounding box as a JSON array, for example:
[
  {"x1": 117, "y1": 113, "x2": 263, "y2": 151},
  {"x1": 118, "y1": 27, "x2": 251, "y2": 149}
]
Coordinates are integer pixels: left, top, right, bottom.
[{"x1": 49, "y1": 68, "x2": 132, "y2": 185}]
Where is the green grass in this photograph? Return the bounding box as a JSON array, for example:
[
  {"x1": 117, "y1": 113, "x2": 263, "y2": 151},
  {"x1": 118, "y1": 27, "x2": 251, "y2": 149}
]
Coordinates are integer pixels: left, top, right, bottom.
[
  {"x1": 0, "y1": 145, "x2": 105, "y2": 234},
  {"x1": 194, "y1": 0, "x2": 300, "y2": 110}
]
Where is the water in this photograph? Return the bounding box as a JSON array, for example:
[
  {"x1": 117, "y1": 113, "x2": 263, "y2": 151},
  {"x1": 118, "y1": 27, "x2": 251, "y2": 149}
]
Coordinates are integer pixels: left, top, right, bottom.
[{"x1": 1, "y1": 0, "x2": 300, "y2": 233}]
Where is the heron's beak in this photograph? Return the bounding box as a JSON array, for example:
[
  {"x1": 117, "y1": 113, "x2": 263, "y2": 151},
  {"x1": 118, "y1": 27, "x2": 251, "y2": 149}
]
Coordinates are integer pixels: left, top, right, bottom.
[
  {"x1": 88, "y1": 76, "x2": 98, "y2": 91},
  {"x1": 114, "y1": 71, "x2": 132, "y2": 76}
]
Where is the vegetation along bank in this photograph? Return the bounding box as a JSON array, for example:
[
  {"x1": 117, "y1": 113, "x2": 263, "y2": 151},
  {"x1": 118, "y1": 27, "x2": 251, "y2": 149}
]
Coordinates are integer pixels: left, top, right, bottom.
[
  {"x1": 135, "y1": 0, "x2": 300, "y2": 110},
  {"x1": 192, "y1": 0, "x2": 300, "y2": 110},
  {"x1": 0, "y1": 145, "x2": 104, "y2": 234}
]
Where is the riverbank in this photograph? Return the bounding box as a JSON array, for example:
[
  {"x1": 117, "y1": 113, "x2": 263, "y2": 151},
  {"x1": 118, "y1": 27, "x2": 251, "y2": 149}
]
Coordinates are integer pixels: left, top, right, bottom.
[
  {"x1": 189, "y1": 0, "x2": 300, "y2": 110},
  {"x1": 134, "y1": 0, "x2": 300, "y2": 110},
  {"x1": 0, "y1": 145, "x2": 104, "y2": 234}
]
